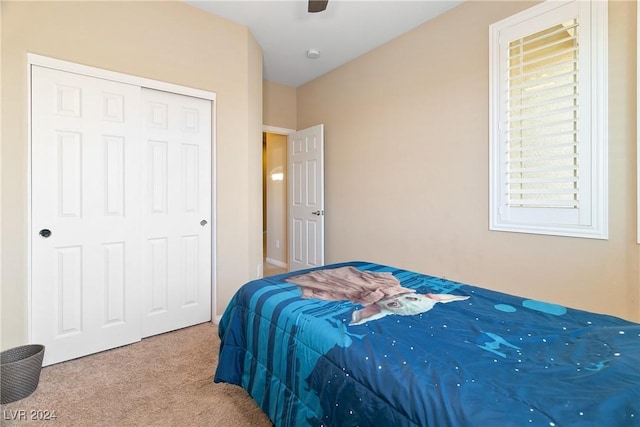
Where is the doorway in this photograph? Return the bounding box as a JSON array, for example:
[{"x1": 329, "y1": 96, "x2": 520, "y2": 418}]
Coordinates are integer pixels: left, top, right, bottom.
[
  {"x1": 263, "y1": 131, "x2": 289, "y2": 275},
  {"x1": 262, "y1": 124, "x2": 325, "y2": 275}
]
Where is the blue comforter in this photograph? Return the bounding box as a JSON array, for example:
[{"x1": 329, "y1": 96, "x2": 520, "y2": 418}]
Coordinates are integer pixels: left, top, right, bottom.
[{"x1": 214, "y1": 261, "x2": 640, "y2": 426}]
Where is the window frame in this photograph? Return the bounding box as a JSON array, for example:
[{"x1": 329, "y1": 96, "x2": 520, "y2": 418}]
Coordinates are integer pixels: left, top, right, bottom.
[{"x1": 489, "y1": 0, "x2": 608, "y2": 239}]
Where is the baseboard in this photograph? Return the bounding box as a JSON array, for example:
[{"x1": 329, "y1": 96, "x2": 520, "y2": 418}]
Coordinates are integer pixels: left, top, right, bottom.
[
  {"x1": 265, "y1": 258, "x2": 288, "y2": 269},
  {"x1": 213, "y1": 315, "x2": 222, "y2": 325}
]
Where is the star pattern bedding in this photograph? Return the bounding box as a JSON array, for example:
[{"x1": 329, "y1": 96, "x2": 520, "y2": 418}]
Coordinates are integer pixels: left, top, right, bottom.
[{"x1": 213, "y1": 261, "x2": 640, "y2": 426}]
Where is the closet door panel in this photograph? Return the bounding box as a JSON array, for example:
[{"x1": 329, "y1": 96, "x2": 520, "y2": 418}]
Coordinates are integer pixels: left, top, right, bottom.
[{"x1": 31, "y1": 66, "x2": 143, "y2": 366}]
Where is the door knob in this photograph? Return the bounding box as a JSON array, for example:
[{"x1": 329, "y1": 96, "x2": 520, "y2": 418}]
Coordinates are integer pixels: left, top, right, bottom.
[
  {"x1": 200, "y1": 219, "x2": 208, "y2": 226},
  {"x1": 39, "y1": 229, "x2": 52, "y2": 238},
  {"x1": 311, "y1": 210, "x2": 324, "y2": 216}
]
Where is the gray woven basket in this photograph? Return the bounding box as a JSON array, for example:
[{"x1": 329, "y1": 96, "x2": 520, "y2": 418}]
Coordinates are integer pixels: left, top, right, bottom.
[{"x1": 1, "y1": 344, "x2": 45, "y2": 404}]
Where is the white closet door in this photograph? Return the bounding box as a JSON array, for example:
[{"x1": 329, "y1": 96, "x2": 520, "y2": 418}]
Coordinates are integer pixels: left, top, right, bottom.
[
  {"x1": 31, "y1": 66, "x2": 143, "y2": 366},
  {"x1": 140, "y1": 88, "x2": 212, "y2": 337}
]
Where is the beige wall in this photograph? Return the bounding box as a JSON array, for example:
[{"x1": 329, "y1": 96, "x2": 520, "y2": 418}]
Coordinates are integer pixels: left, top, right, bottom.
[
  {"x1": 263, "y1": 80, "x2": 297, "y2": 130},
  {"x1": 247, "y1": 32, "x2": 264, "y2": 285},
  {"x1": 0, "y1": 1, "x2": 263, "y2": 350},
  {"x1": 262, "y1": 80, "x2": 296, "y2": 268},
  {"x1": 297, "y1": 0, "x2": 639, "y2": 322}
]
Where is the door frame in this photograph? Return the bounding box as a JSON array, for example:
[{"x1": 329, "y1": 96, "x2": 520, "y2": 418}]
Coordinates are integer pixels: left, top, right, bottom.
[{"x1": 26, "y1": 53, "x2": 218, "y2": 340}]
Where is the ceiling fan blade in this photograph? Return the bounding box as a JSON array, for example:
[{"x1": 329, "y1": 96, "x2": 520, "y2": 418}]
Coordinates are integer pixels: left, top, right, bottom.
[{"x1": 308, "y1": 0, "x2": 328, "y2": 13}]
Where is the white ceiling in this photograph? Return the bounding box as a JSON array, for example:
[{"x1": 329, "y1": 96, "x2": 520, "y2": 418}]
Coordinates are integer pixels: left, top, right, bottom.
[{"x1": 186, "y1": 0, "x2": 464, "y2": 88}]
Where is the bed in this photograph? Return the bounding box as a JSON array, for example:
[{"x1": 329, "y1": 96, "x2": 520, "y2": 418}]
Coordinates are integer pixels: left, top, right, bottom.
[{"x1": 213, "y1": 261, "x2": 640, "y2": 426}]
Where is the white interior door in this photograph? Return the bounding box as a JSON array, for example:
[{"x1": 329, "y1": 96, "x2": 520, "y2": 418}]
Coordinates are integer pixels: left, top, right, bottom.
[
  {"x1": 140, "y1": 88, "x2": 212, "y2": 338},
  {"x1": 288, "y1": 124, "x2": 325, "y2": 271},
  {"x1": 31, "y1": 66, "x2": 143, "y2": 365}
]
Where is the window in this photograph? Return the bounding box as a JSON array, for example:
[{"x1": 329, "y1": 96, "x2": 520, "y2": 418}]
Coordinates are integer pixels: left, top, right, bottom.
[{"x1": 489, "y1": 0, "x2": 608, "y2": 239}]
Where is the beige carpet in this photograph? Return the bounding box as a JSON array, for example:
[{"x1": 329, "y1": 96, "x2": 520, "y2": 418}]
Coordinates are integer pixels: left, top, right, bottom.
[{"x1": 1, "y1": 322, "x2": 273, "y2": 426}]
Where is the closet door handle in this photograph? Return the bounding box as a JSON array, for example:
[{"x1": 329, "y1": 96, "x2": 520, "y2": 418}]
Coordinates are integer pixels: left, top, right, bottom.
[
  {"x1": 39, "y1": 229, "x2": 52, "y2": 238},
  {"x1": 200, "y1": 220, "x2": 208, "y2": 226}
]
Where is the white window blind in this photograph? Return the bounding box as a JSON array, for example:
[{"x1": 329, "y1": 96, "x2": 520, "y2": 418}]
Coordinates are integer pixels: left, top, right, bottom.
[
  {"x1": 507, "y1": 21, "x2": 579, "y2": 209},
  {"x1": 489, "y1": 0, "x2": 608, "y2": 239}
]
